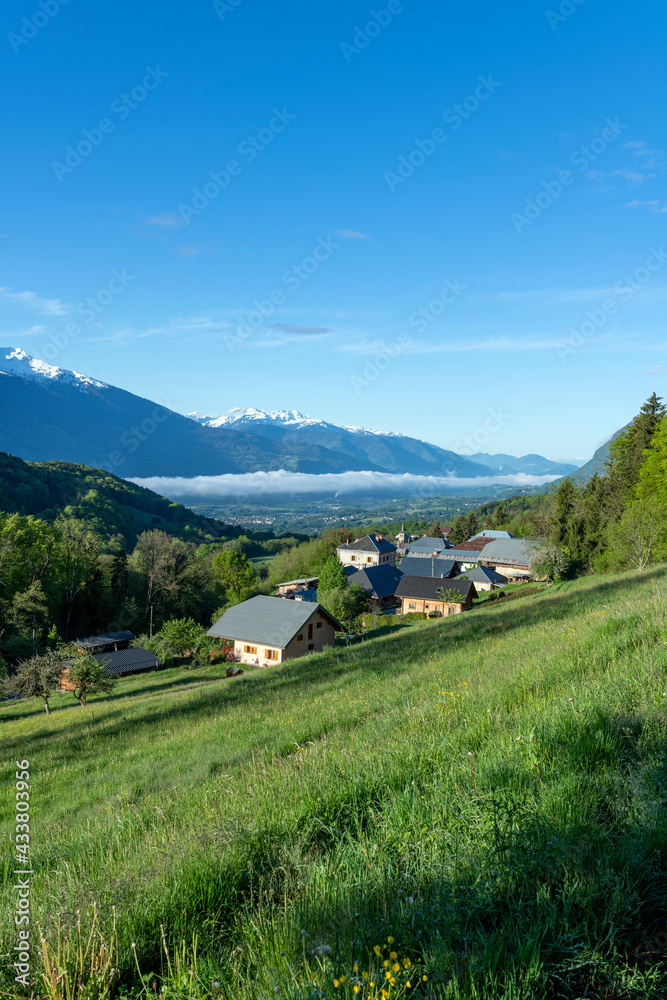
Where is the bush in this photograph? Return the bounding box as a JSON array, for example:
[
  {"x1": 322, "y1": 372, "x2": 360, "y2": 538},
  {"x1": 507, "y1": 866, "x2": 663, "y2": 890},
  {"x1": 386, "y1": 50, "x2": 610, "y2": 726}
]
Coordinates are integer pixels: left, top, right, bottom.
[{"x1": 401, "y1": 611, "x2": 427, "y2": 622}]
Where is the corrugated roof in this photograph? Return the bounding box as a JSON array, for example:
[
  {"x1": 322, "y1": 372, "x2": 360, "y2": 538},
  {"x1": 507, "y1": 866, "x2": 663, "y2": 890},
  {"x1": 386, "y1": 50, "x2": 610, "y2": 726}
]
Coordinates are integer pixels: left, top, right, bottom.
[
  {"x1": 395, "y1": 576, "x2": 477, "y2": 602},
  {"x1": 337, "y1": 534, "x2": 397, "y2": 554},
  {"x1": 94, "y1": 648, "x2": 161, "y2": 675},
  {"x1": 345, "y1": 564, "x2": 403, "y2": 598},
  {"x1": 397, "y1": 557, "x2": 458, "y2": 579},
  {"x1": 433, "y1": 548, "x2": 482, "y2": 562},
  {"x1": 479, "y1": 538, "x2": 538, "y2": 567},
  {"x1": 207, "y1": 595, "x2": 340, "y2": 646}
]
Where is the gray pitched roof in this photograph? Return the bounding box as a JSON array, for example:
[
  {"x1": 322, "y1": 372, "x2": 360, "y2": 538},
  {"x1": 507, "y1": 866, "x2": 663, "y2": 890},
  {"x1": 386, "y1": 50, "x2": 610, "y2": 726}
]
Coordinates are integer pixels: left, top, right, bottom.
[
  {"x1": 207, "y1": 595, "x2": 340, "y2": 646},
  {"x1": 433, "y1": 548, "x2": 482, "y2": 562},
  {"x1": 395, "y1": 576, "x2": 477, "y2": 602},
  {"x1": 94, "y1": 648, "x2": 161, "y2": 675},
  {"x1": 344, "y1": 563, "x2": 403, "y2": 598},
  {"x1": 406, "y1": 536, "x2": 450, "y2": 554},
  {"x1": 479, "y1": 538, "x2": 538, "y2": 567},
  {"x1": 397, "y1": 556, "x2": 458, "y2": 579},
  {"x1": 77, "y1": 630, "x2": 135, "y2": 651},
  {"x1": 470, "y1": 530, "x2": 514, "y2": 540},
  {"x1": 455, "y1": 565, "x2": 508, "y2": 584},
  {"x1": 337, "y1": 534, "x2": 397, "y2": 554}
]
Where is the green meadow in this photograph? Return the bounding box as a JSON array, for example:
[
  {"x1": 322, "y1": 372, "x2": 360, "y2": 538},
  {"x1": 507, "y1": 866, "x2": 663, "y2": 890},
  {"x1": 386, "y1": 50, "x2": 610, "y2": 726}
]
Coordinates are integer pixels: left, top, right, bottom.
[{"x1": 2, "y1": 568, "x2": 667, "y2": 999}]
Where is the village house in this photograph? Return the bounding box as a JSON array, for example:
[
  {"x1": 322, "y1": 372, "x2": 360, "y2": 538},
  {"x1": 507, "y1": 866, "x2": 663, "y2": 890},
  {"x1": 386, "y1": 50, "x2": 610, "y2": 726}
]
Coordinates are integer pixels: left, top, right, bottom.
[
  {"x1": 344, "y1": 563, "x2": 403, "y2": 606},
  {"x1": 455, "y1": 565, "x2": 508, "y2": 591},
  {"x1": 395, "y1": 576, "x2": 477, "y2": 616},
  {"x1": 337, "y1": 534, "x2": 397, "y2": 568},
  {"x1": 275, "y1": 577, "x2": 319, "y2": 597},
  {"x1": 478, "y1": 538, "x2": 538, "y2": 581},
  {"x1": 208, "y1": 595, "x2": 340, "y2": 667},
  {"x1": 403, "y1": 536, "x2": 451, "y2": 557}
]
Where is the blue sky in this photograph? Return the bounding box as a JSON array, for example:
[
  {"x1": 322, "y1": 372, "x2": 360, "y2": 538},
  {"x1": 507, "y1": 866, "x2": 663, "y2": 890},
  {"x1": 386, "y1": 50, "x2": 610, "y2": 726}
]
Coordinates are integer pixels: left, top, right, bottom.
[{"x1": 1, "y1": 0, "x2": 666, "y2": 462}]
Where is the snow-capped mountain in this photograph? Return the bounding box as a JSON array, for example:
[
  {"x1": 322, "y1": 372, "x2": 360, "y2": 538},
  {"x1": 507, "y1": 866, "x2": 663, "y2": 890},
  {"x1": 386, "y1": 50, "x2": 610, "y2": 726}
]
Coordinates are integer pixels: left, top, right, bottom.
[
  {"x1": 187, "y1": 407, "x2": 407, "y2": 438},
  {"x1": 0, "y1": 347, "x2": 107, "y2": 391},
  {"x1": 187, "y1": 407, "x2": 331, "y2": 430}
]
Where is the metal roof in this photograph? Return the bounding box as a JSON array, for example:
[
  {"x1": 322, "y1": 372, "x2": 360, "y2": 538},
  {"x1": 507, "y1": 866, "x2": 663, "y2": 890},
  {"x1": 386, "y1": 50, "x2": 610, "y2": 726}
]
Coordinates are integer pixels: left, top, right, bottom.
[
  {"x1": 94, "y1": 648, "x2": 161, "y2": 675},
  {"x1": 208, "y1": 595, "x2": 340, "y2": 646},
  {"x1": 479, "y1": 538, "x2": 538, "y2": 567},
  {"x1": 406, "y1": 536, "x2": 450, "y2": 554},
  {"x1": 397, "y1": 556, "x2": 458, "y2": 579},
  {"x1": 455, "y1": 565, "x2": 508, "y2": 584},
  {"x1": 337, "y1": 534, "x2": 397, "y2": 554},
  {"x1": 345, "y1": 564, "x2": 403, "y2": 598},
  {"x1": 395, "y1": 576, "x2": 477, "y2": 602},
  {"x1": 76, "y1": 630, "x2": 135, "y2": 650},
  {"x1": 432, "y1": 548, "x2": 482, "y2": 562},
  {"x1": 470, "y1": 530, "x2": 514, "y2": 540}
]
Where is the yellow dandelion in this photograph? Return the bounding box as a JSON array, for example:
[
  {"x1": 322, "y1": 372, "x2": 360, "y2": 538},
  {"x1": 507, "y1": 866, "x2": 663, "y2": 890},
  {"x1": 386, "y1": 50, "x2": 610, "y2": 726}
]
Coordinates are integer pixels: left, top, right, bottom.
[
  {"x1": 384, "y1": 960, "x2": 390, "y2": 967},
  {"x1": 392, "y1": 963, "x2": 400, "y2": 972},
  {"x1": 334, "y1": 981, "x2": 340, "y2": 989},
  {"x1": 374, "y1": 945, "x2": 382, "y2": 956},
  {"x1": 354, "y1": 988, "x2": 360, "y2": 995},
  {"x1": 422, "y1": 975, "x2": 428, "y2": 981},
  {"x1": 385, "y1": 971, "x2": 391, "y2": 980},
  {"x1": 353, "y1": 964, "x2": 359, "y2": 972},
  {"x1": 390, "y1": 952, "x2": 397, "y2": 959},
  {"x1": 340, "y1": 977, "x2": 346, "y2": 984},
  {"x1": 387, "y1": 937, "x2": 394, "y2": 944},
  {"x1": 407, "y1": 983, "x2": 412, "y2": 989}
]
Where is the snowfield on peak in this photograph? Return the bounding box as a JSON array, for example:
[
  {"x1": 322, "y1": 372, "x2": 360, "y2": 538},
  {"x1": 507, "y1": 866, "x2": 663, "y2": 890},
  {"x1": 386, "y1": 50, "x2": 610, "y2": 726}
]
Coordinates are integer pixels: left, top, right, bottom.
[
  {"x1": 185, "y1": 407, "x2": 404, "y2": 436},
  {"x1": 0, "y1": 347, "x2": 107, "y2": 391}
]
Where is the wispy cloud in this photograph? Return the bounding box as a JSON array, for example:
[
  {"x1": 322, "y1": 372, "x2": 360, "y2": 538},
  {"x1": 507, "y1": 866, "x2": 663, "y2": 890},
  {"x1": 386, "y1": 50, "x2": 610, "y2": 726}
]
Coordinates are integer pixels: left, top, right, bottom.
[
  {"x1": 141, "y1": 213, "x2": 184, "y2": 229},
  {"x1": 0, "y1": 288, "x2": 71, "y2": 316},
  {"x1": 645, "y1": 364, "x2": 663, "y2": 374},
  {"x1": 334, "y1": 229, "x2": 370, "y2": 240},
  {"x1": 270, "y1": 322, "x2": 332, "y2": 335},
  {"x1": 626, "y1": 197, "x2": 667, "y2": 213}
]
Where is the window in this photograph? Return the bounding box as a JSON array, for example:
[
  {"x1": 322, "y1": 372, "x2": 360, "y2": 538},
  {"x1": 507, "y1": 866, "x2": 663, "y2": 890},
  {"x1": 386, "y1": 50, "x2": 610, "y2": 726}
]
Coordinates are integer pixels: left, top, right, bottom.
[
  {"x1": 265, "y1": 649, "x2": 278, "y2": 660},
  {"x1": 297, "y1": 633, "x2": 303, "y2": 642},
  {"x1": 367, "y1": 556, "x2": 372, "y2": 563},
  {"x1": 308, "y1": 623, "x2": 313, "y2": 640},
  {"x1": 316, "y1": 621, "x2": 322, "y2": 629},
  {"x1": 408, "y1": 602, "x2": 416, "y2": 610},
  {"x1": 243, "y1": 645, "x2": 257, "y2": 654},
  {"x1": 308, "y1": 643, "x2": 314, "y2": 651},
  {"x1": 351, "y1": 555, "x2": 356, "y2": 561}
]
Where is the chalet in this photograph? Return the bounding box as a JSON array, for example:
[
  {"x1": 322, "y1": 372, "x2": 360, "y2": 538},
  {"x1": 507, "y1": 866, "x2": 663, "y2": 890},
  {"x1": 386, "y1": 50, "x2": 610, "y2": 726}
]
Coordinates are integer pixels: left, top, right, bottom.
[
  {"x1": 395, "y1": 576, "x2": 477, "y2": 616},
  {"x1": 207, "y1": 595, "x2": 341, "y2": 667},
  {"x1": 479, "y1": 538, "x2": 538, "y2": 581},
  {"x1": 74, "y1": 631, "x2": 135, "y2": 654},
  {"x1": 344, "y1": 563, "x2": 403, "y2": 606},
  {"x1": 455, "y1": 565, "x2": 508, "y2": 591},
  {"x1": 397, "y1": 556, "x2": 459, "y2": 579},
  {"x1": 337, "y1": 534, "x2": 397, "y2": 568}
]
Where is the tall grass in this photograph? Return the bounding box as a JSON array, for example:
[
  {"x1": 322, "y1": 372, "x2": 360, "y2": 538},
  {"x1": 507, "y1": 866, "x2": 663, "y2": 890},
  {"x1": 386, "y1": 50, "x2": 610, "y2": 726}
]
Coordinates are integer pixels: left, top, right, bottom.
[{"x1": 2, "y1": 569, "x2": 667, "y2": 998}]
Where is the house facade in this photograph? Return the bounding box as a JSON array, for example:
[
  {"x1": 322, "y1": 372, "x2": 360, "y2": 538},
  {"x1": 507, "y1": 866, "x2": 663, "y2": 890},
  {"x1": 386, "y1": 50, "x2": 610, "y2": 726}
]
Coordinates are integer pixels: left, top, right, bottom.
[
  {"x1": 337, "y1": 534, "x2": 397, "y2": 568},
  {"x1": 478, "y1": 538, "x2": 538, "y2": 581},
  {"x1": 455, "y1": 565, "x2": 508, "y2": 591},
  {"x1": 208, "y1": 595, "x2": 340, "y2": 667},
  {"x1": 394, "y1": 576, "x2": 477, "y2": 616}
]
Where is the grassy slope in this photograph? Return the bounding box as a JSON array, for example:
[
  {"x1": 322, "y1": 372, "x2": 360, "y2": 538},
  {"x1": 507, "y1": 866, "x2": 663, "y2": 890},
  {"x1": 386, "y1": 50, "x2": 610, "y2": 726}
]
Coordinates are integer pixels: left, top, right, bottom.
[{"x1": 2, "y1": 569, "x2": 667, "y2": 998}]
